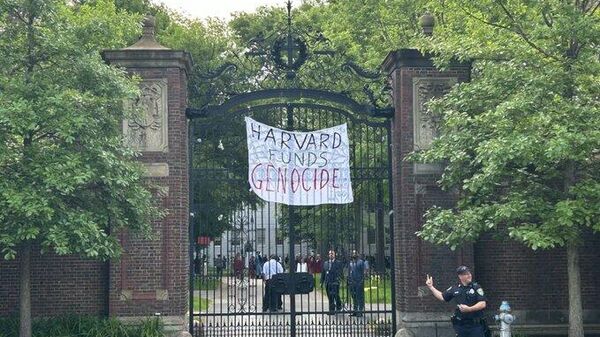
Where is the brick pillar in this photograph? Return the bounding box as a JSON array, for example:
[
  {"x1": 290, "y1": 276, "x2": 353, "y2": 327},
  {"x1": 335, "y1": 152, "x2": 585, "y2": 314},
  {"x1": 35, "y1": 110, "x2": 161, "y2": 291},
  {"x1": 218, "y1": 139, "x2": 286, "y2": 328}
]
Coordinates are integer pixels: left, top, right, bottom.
[
  {"x1": 102, "y1": 17, "x2": 193, "y2": 331},
  {"x1": 382, "y1": 49, "x2": 472, "y2": 332}
]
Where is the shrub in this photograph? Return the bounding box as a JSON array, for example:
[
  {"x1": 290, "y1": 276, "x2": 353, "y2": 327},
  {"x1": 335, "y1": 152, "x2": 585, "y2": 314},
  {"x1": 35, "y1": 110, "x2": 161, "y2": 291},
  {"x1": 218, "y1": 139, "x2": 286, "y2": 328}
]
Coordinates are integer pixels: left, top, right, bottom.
[{"x1": 0, "y1": 315, "x2": 164, "y2": 337}]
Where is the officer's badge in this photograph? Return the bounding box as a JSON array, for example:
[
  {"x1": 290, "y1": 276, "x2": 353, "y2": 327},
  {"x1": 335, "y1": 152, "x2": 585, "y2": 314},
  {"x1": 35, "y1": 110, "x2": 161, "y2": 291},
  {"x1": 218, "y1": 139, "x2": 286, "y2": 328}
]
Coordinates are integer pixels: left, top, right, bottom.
[
  {"x1": 468, "y1": 289, "x2": 475, "y2": 295},
  {"x1": 477, "y1": 288, "x2": 485, "y2": 296}
]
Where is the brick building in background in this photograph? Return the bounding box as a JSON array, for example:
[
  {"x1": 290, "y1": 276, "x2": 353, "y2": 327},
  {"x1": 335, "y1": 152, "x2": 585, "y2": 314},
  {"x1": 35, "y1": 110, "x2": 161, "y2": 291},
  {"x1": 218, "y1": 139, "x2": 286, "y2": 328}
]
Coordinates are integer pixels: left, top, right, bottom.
[{"x1": 1, "y1": 17, "x2": 599, "y2": 337}]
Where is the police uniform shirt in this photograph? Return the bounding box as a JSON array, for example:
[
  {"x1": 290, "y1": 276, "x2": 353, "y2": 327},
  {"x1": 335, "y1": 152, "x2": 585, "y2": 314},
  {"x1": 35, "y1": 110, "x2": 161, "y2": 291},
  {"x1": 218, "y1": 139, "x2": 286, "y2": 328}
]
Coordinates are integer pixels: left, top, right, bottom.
[{"x1": 442, "y1": 282, "x2": 487, "y2": 320}]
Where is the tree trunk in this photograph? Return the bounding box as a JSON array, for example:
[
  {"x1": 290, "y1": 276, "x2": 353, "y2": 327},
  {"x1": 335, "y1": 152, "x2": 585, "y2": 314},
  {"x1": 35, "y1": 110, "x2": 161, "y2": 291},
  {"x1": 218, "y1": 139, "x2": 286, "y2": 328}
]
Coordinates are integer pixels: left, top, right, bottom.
[
  {"x1": 563, "y1": 156, "x2": 583, "y2": 337},
  {"x1": 567, "y1": 244, "x2": 584, "y2": 337},
  {"x1": 19, "y1": 241, "x2": 32, "y2": 337}
]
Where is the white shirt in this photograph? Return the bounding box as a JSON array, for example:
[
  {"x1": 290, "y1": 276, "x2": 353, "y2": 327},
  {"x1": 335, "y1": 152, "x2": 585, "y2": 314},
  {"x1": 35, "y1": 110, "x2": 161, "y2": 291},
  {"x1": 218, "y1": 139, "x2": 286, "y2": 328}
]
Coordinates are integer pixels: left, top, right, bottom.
[
  {"x1": 296, "y1": 262, "x2": 307, "y2": 273},
  {"x1": 262, "y1": 259, "x2": 283, "y2": 280}
]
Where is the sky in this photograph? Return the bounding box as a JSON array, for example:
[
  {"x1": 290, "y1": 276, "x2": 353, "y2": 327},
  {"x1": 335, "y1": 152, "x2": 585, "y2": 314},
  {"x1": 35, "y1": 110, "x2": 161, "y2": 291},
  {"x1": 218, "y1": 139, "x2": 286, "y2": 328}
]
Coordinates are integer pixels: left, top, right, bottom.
[{"x1": 152, "y1": 0, "x2": 289, "y2": 20}]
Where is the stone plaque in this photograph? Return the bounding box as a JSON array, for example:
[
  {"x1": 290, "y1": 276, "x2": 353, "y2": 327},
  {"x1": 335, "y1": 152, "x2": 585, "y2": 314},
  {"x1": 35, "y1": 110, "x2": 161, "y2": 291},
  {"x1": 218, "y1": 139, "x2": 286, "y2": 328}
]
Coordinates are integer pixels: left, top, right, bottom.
[
  {"x1": 413, "y1": 77, "x2": 456, "y2": 174},
  {"x1": 142, "y1": 163, "x2": 170, "y2": 177},
  {"x1": 413, "y1": 77, "x2": 457, "y2": 150},
  {"x1": 124, "y1": 79, "x2": 169, "y2": 152}
]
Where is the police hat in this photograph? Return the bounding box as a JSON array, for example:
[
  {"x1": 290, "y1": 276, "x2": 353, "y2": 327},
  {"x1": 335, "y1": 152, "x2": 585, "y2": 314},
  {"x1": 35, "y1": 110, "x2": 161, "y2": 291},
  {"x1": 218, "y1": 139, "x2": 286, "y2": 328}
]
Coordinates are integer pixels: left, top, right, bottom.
[{"x1": 456, "y1": 266, "x2": 471, "y2": 275}]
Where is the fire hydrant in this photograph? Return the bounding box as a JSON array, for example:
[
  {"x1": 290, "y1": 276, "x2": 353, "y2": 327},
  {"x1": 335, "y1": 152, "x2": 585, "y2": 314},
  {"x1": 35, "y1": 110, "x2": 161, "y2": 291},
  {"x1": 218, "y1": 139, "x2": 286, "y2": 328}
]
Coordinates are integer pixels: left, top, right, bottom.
[{"x1": 494, "y1": 301, "x2": 515, "y2": 337}]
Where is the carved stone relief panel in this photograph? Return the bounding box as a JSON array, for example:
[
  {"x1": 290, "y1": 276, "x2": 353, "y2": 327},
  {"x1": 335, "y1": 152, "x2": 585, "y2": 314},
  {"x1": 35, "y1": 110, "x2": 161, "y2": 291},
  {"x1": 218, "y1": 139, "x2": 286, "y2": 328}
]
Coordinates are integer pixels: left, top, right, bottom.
[
  {"x1": 413, "y1": 77, "x2": 457, "y2": 150},
  {"x1": 412, "y1": 77, "x2": 456, "y2": 174},
  {"x1": 123, "y1": 79, "x2": 168, "y2": 152}
]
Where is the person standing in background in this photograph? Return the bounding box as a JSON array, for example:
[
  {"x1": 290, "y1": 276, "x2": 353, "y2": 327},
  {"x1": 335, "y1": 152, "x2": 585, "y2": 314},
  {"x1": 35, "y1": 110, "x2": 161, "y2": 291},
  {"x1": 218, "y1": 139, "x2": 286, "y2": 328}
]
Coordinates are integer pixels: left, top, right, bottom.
[
  {"x1": 233, "y1": 253, "x2": 244, "y2": 280},
  {"x1": 296, "y1": 256, "x2": 308, "y2": 273},
  {"x1": 348, "y1": 250, "x2": 366, "y2": 317},
  {"x1": 255, "y1": 252, "x2": 264, "y2": 279},
  {"x1": 214, "y1": 254, "x2": 224, "y2": 278},
  {"x1": 320, "y1": 250, "x2": 343, "y2": 315},
  {"x1": 262, "y1": 254, "x2": 284, "y2": 312},
  {"x1": 313, "y1": 254, "x2": 323, "y2": 274},
  {"x1": 307, "y1": 254, "x2": 315, "y2": 274}
]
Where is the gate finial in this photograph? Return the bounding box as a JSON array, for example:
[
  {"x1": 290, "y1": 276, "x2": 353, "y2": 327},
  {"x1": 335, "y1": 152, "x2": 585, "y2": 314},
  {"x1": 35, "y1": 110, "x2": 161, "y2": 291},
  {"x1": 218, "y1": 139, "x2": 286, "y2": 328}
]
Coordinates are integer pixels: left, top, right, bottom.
[
  {"x1": 125, "y1": 15, "x2": 169, "y2": 50},
  {"x1": 419, "y1": 13, "x2": 435, "y2": 36}
]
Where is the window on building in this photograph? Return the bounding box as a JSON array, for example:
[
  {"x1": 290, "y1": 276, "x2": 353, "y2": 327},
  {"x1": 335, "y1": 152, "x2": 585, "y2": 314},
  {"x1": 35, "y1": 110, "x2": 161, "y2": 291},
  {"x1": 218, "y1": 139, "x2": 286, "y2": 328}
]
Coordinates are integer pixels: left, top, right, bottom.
[
  {"x1": 367, "y1": 227, "x2": 376, "y2": 244},
  {"x1": 255, "y1": 228, "x2": 265, "y2": 244},
  {"x1": 231, "y1": 231, "x2": 241, "y2": 246}
]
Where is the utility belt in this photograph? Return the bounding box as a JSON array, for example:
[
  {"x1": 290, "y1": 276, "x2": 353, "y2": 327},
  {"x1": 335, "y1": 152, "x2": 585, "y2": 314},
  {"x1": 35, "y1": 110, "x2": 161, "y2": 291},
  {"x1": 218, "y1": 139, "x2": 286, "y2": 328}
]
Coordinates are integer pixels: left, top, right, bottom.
[{"x1": 450, "y1": 315, "x2": 484, "y2": 326}]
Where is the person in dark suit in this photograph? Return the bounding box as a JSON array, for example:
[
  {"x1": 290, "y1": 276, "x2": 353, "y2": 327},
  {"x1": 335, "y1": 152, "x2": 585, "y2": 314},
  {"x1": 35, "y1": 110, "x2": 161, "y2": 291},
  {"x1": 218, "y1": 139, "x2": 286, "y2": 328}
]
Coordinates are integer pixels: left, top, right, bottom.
[
  {"x1": 214, "y1": 254, "x2": 224, "y2": 278},
  {"x1": 348, "y1": 250, "x2": 366, "y2": 317},
  {"x1": 320, "y1": 249, "x2": 344, "y2": 315}
]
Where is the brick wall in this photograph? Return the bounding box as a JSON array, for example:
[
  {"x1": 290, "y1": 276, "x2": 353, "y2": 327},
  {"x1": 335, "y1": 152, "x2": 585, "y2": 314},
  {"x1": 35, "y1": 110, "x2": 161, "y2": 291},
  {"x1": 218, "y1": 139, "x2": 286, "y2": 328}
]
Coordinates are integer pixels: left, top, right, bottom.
[
  {"x1": 476, "y1": 231, "x2": 600, "y2": 316},
  {"x1": 0, "y1": 249, "x2": 108, "y2": 316},
  {"x1": 383, "y1": 50, "x2": 472, "y2": 316}
]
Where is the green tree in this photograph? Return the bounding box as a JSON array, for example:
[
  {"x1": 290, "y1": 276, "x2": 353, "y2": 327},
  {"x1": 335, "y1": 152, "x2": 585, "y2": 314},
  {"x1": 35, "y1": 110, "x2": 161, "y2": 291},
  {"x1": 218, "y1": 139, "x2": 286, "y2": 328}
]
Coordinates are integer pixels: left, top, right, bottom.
[
  {"x1": 411, "y1": 1, "x2": 600, "y2": 336},
  {"x1": 0, "y1": 1, "x2": 162, "y2": 336},
  {"x1": 148, "y1": 0, "x2": 422, "y2": 248},
  {"x1": 314, "y1": 0, "x2": 427, "y2": 68},
  {"x1": 224, "y1": 1, "x2": 394, "y2": 238}
]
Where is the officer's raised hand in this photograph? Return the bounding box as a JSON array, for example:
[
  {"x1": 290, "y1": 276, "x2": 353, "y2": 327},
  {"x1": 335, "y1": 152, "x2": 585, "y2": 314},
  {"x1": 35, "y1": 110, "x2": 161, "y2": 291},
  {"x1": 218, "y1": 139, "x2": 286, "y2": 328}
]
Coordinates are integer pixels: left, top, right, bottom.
[{"x1": 425, "y1": 274, "x2": 444, "y2": 301}]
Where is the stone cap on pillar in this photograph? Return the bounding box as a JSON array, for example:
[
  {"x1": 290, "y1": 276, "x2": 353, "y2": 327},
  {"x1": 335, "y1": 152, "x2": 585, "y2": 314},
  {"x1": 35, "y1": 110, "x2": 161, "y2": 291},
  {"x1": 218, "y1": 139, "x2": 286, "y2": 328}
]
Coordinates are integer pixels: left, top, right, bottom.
[
  {"x1": 125, "y1": 15, "x2": 169, "y2": 50},
  {"x1": 101, "y1": 15, "x2": 193, "y2": 75},
  {"x1": 381, "y1": 49, "x2": 471, "y2": 75}
]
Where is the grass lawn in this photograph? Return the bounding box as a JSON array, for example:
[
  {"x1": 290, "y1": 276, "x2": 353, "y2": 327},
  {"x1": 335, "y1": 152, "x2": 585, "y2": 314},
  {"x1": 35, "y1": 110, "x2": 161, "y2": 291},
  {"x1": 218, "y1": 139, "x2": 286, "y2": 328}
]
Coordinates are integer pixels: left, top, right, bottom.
[
  {"x1": 193, "y1": 295, "x2": 211, "y2": 312},
  {"x1": 364, "y1": 275, "x2": 392, "y2": 304},
  {"x1": 314, "y1": 273, "x2": 392, "y2": 304}
]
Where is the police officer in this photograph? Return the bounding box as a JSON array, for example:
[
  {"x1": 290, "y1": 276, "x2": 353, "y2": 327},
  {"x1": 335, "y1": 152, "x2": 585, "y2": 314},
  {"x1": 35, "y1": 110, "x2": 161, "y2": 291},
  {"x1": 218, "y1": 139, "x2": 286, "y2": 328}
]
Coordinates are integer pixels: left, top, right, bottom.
[{"x1": 425, "y1": 266, "x2": 487, "y2": 337}]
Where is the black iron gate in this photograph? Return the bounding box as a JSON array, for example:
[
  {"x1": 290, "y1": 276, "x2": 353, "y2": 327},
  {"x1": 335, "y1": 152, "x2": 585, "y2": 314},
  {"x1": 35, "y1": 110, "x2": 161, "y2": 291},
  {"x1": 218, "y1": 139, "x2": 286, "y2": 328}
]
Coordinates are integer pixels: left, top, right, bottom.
[
  {"x1": 187, "y1": 89, "x2": 395, "y2": 337},
  {"x1": 186, "y1": 3, "x2": 395, "y2": 337}
]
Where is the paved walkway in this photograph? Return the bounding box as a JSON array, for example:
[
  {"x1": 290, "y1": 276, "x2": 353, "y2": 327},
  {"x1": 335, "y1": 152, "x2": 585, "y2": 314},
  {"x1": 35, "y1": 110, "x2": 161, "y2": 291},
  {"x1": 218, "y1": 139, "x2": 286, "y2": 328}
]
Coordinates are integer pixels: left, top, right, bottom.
[{"x1": 193, "y1": 276, "x2": 393, "y2": 337}]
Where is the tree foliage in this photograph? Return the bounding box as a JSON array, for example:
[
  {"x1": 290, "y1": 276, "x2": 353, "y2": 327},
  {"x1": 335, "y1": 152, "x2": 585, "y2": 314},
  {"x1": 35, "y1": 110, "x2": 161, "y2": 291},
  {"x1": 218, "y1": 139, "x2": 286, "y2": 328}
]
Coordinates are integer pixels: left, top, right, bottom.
[
  {"x1": 411, "y1": 0, "x2": 600, "y2": 250},
  {"x1": 315, "y1": 0, "x2": 426, "y2": 68},
  {"x1": 0, "y1": 0, "x2": 161, "y2": 261}
]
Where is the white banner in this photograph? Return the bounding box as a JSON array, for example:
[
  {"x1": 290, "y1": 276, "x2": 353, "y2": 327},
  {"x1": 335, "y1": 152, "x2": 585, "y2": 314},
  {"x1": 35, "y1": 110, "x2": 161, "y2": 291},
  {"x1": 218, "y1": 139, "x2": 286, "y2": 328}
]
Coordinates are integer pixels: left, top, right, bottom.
[{"x1": 245, "y1": 117, "x2": 353, "y2": 205}]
